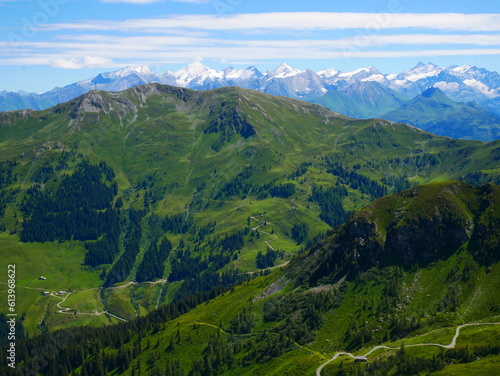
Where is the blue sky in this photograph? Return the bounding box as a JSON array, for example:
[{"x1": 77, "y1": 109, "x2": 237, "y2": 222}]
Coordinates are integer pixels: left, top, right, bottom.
[{"x1": 1, "y1": 0, "x2": 499, "y2": 93}]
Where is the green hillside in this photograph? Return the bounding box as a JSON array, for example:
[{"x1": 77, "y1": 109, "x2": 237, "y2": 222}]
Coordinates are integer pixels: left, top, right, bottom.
[
  {"x1": 3, "y1": 181, "x2": 499, "y2": 376},
  {"x1": 382, "y1": 87, "x2": 500, "y2": 142},
  {"x1": 0, "y1": 83, "x2": 499, "y2": 338}
]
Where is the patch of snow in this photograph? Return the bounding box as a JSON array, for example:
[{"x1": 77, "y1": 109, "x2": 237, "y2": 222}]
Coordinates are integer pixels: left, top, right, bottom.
[
  {"x1": 405, "y1": 71, "x2": 440, "y2": 82},
  {"x1": 463, "y1": 79, "x2": 498, "y2": 98},
  {"x1": 434, "y1": 81, "x2": 460, "y2": 92},
  {"x1": 362, "y1": 74, "x2": 386, "y2": 83}
]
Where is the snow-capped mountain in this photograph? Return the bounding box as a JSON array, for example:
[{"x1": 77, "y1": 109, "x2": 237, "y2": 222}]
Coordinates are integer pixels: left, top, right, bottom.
[
  {"x1": 223, "y1": 66, "x2": 263, "y2": 81},
  {"x1": 383, "y1": 62, "x2": 500, "y2": 102},
  {"x1": 86, "y1": 65, "x2": 174, "y2": 91},
  {"x1": 1, "y1": 62, "x2": 499, "y2": 119},
  {"x1": 173, "y1": 61, "x2": 223, "y2": 88},
  {"x1": 40, "y1": 66, "x2": 175, "y2": 106},
  {"x1": 317, "y1": 68, "x2": 340, "y2": 79},
  {"x1": 263, "y1": 64, "x2": 326, "y2": 98},
  {"x1": 448, "y1": 65, "x2": 500, "y2": 98},
  {"x1": 339, "y1": 66, "x2": 385, "y2": 83},
  {"x1": 78, "y1": 65, "x2": 170, "y2": 88},
  {"x1": 266, "y1": 63, "x2": 304, "y2": 80}
]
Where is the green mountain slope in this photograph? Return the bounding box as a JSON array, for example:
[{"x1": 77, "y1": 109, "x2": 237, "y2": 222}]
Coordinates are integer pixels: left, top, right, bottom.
[
  {"x1": 0, "y1": 84, "x2": 499, "y2": 336},
  {"x1": 5, "y1": 181, "x2": 499, "y2": 376},
  {"x1": 382, "y1": 87, "x2": 500, "y2": 142}
]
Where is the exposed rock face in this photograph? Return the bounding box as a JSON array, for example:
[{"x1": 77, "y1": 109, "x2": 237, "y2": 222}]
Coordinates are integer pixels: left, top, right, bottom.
[
  {"x1": 299, "y1": 181, "x2": 499, "y2": 285},
  {"x1": 385, "y1": 214, "x2": 473, "y2": 265}
]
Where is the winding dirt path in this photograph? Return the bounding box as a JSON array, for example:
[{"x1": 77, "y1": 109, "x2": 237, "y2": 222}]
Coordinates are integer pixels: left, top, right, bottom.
[
  {"x1": 50, "y1": 280, "x2": 165, "y2": 321},
  {"x1": 52, "y1": 292, "x2": 129, "y2": 322},
  {"x1": 316, "y1": 322, "x2": 500, "y2": 376}
]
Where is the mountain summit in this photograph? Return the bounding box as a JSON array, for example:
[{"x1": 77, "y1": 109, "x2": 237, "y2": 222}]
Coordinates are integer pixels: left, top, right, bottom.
[{"x1": 266, "y1": 62, "x2": 303, "y2": 79}]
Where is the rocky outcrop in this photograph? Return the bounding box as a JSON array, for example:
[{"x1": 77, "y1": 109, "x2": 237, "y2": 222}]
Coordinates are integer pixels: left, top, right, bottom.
[{"x1": 300, "y1": 182, "x2": 499, "y2": 285}]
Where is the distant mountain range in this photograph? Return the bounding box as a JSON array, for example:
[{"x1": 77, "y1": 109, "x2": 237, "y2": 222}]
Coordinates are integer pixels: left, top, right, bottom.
[{"x1": 1, "y1": 62, "x2": 500, "y2": 141}]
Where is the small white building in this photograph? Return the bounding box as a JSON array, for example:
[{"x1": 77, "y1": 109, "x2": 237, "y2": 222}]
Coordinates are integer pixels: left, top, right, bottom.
[
  {"x1": 354, "y1": 356, "x2": 368, "y2": 363},
  {"x1": 39, "y1": 276, "x2": 46, "y2": 280}
]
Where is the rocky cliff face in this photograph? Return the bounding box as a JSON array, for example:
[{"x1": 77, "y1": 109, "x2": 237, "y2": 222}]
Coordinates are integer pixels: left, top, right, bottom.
[{"x1": 298, "y1": 181, "x2": 499, "y2": 285}]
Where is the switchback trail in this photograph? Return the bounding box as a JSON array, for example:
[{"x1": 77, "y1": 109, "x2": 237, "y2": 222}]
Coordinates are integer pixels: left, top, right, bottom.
[
  {"x1": 250, "y1": 215, "x2": 278, "y2": 251},
  {"x1": 316, "y1": 322, "x2": 500, "y2": 376},
  {"x1": 246, "y1": 215, "x2": 289, "y2": 273}
]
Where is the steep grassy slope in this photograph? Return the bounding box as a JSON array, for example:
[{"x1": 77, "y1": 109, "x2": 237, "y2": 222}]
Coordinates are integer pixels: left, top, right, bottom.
[{"x1": 0, "y1": 84, "x2": 499, "y2": 336}]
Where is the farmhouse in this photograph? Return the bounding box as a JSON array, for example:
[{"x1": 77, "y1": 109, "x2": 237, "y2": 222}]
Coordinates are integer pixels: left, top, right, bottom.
[{"x1": 354, "y1": 356, "x2": 368, "y2": 363}]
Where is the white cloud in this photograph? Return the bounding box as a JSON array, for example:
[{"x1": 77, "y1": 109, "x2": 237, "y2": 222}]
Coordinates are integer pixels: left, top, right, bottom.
[
  {"x1": 1, "y1": 46, "x2": 499, "y2": 68},
  {"x1": 2, "y1": 30, "x2": 500, "y2": 69},
  {"x1": 335, "y1": 34, "x2": 500, "y2": 47},
  {"x1": 3, "y1": 12, "x2": 500, "y2": 69},
  {"x1": 49, "y1": 56, "x2": 114, "y2": 69},
  {"x1": 44, "y1": 13, "x2": 500, "y2": 32}
]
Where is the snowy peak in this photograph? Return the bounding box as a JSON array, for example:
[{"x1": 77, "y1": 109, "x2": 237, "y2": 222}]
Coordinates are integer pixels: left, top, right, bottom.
[
  {"x1": 102, "y1": 66, "x2": 157, "y2": 80},
  {"x1": 411, "y1": 61, "x2": 439, "y2": 70},
  {"x1": 176, "y1": 61, "x2": 211, "y2": 76},
  {"x1": 337, "y1": 67, "x2": 383, "y2": 83},
  {"x1": 340, "y1": 66, "x2": 380, "y2": 77},
  {"x1": 450, "y1": 65, "x2": 474, "y2": 75},
  {"x1": 400, "y1": 62, "x2": 442, "y2": 82},
  {"x1": 317, "y1": 68, "x2": 340, "y2": 79},
  {"x1": 223, "y1": 66, "x2": 263, "y2": 80},
  {"x1": 86, "y1": 65, "x2": 169, "y2": 89},
  {"x1": 174, "y1": 62, "x2": 223, "y2": 87},
  {"x1": 267, "y1": 63, "x2": 303, "y2": 79}
]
